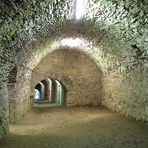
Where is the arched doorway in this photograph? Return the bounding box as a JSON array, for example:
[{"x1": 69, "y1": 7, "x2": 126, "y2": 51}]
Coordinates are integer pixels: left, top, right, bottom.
[
  {"x1": 32, "y1": 48, "x2": 103, "y2": 107},
  {"x1": 33, "y1": 78, "x2": 66, "y2": 107}
]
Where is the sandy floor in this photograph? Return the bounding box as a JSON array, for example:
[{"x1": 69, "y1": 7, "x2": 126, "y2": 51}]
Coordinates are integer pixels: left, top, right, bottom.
[{"x1": 0, "y1": 107, "x2": 148, "y2": 148}]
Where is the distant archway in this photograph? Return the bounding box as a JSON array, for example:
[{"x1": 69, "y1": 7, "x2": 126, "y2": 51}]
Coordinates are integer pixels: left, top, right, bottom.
[
  {"x1": 54, "y1": 79, "x2": 64, "y2": 105},
  {"x1": 32, "y1": 48, "x2": 103, "y2": 107},
  {"x1": 33, "y1": 78, "x2": 66, "y2": 107}
]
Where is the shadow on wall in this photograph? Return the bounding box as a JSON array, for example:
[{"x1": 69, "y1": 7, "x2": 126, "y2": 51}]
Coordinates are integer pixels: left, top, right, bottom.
[{"x1": 7, "y1": 67, "x2": 17, "y2": 123}]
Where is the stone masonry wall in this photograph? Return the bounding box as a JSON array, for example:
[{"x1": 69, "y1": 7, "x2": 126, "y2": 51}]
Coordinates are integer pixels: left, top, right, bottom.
[
  {"x1": 103, "y1": 70, "x2": 148, "y2": 121},
  {"x1": 0, "y1": 83, "x2": 9, "y2": 139},
  {"x1": 84, "y1": 0, "x2": 148, "y2": 121},
  {"x1": 0, "y1": 0, "x2": 148, "y2": 139},
  {"x1": 0, "y1": 0, "x2": 72, "y2": 138},
  {"x1": 32, "y1": 48, "x2": 103, "y2": 106},
  {"x1": 14, "y1": 67, "x2": 32, "y2": 122}
]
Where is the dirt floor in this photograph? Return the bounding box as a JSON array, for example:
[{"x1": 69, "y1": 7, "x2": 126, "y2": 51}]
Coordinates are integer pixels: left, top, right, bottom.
[{"x1": 0, "y1": 107, "x2": 148, "y2": 148}]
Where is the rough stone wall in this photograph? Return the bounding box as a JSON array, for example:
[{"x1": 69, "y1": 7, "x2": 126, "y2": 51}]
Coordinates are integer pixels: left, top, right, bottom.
[
  {"x1": 102, "y1": 70, "x2": 148, "y2": 121},
  {"x1": 7, "y1": 83, "x2": 16, "y2": 123},
  {"x1": 7, "y1": 67, "x2": 17, "y2": 123},
  {"x1": 0, "y1": 83, "x2": 9, "y2": 139},
  {"x1": 0, "y1": 0, "x2": 72, "y2": 138},
  {"x1": 14, "y1": 67, "x2": 32, "y2": 122},
  {"x1": 83, "y1": 0, "x2": 148, "y2": 121},
  {"x1": 32, "y1": 48, "x2": 103, "y2": 106},
  {"x1": 0, "y1": 0, "x2": 148, "y2": 139},
  {"x1": 85, "y1": 0, "x2": 148, "y2": 53}
]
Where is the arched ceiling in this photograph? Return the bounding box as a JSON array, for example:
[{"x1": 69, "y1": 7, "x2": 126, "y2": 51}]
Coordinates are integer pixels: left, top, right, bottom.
[
  {"x1": 0, "y1": 0, "x2": 148, "y2": 79},
  {"x1": 0, "y1": 1, "x2": 148, "y2": 138}
]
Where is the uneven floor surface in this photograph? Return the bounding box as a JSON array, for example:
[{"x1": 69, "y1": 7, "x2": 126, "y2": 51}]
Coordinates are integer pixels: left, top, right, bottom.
[{"x1": 0, "y1": 107, "x2": 148, "y2": 148}]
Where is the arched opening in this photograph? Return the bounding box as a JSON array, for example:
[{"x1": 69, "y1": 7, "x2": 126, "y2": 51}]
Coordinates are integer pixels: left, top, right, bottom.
[
  {"x1": 32, "y1": 48, "x2": 103, "y2": 107},
  {"x1": 34, "y1": 83, "x2": 42, "y2": 100},
  {"x1": 33, "y1": 78, "x2": 66, "y2": 107},
  {"x1": 41, "y1": 79, "x2": 48, "y2": 100},
  {"x1": 34, "y1": 89, "x2": 40, "y2": 100}
]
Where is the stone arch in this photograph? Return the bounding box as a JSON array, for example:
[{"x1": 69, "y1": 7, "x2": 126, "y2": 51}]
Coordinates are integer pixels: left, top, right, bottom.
[
  {"x1": 47, "y1": 78, "x2": 53, "y2": 102},
  {"x1": 41, "y1": 79, "x2": 48, "y2": 100},
  {"x1": 0, "y1": 0, "x2": 147, "y2": 140},
  {"x1": 28, "y1": 38, "x2": 107, "y2": 73},
  {"x1": 34, "y1": 83, "x2": 42, "y2": 100},
  {"x1": 32, "y1": 48, "x2": 103, "y2": 106},
  {"x1": 54, "y1": 79, "x2": 64, "y2": 105}
]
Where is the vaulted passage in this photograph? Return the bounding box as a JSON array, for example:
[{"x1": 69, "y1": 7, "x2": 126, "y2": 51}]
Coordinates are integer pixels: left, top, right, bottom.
[
  {"x1": 32, "y1": 49, "x2": 103, "y2": 106},
  {"x1": 33, "y1": 78, "x2": 65, "y2": 106},
  {"x1": 0, "y1": 0, "x2": 148, "y2": 147}
]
